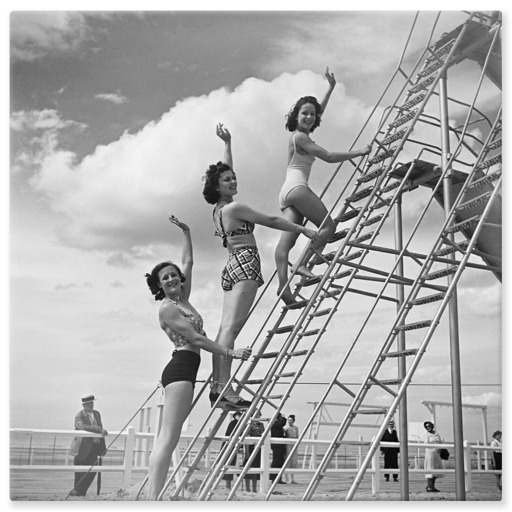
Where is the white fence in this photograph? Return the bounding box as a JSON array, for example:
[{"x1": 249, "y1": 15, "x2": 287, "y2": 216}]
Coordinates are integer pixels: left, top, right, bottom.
[{"x1": 10, "y1": 427, "x2": 501, "y2": 495}]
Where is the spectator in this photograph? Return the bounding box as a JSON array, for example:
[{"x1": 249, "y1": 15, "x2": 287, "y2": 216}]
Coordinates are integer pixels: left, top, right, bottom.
[
  {"x1": 283, "y1": 414, "x2": 299, "y2": 484},
  {"x1": 490, "y1": 430, "x2": 502, "y2": 491},
  {"x1": 380, "y1": 420, "x2": 399, "y2": 482},
  {"x1": 270, "y1": 413, "x2": 287, "y2": 484},
  {"x1": 69, "y1": 394, "x2": 108, "y2": 497},
  {"x1": 423, "y1": 421, "x2": 442, "y2": 492}
]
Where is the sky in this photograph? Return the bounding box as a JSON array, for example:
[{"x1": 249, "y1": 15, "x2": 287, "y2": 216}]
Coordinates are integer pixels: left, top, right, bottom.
[{"x1": 6, "y1": 1, "x2": 505, "y2": 463}]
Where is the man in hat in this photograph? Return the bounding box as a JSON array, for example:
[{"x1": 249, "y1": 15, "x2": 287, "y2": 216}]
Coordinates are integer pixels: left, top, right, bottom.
[
  {"x1": 69, "y1": 394, "x2": 108, "y2": 497},
  {"x1": 380, "y1": 420, "x2": 399, "y2": 482}
]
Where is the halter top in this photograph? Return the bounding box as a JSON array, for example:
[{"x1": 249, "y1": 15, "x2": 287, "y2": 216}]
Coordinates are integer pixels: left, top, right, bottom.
[
  {"x1": 164, "y1": 299, "x2": 206, "y2": 349},
  {"x1": 213, "y1": 204, "x2": 255, "y2": 248}
]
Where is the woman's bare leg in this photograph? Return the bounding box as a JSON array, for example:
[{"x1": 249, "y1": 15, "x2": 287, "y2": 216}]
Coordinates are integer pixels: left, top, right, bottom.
[
  {"x1": 213, "y1": 279, "x2": 259, "y2": 398},
  {"x1": 286, "y1": 186, "x2": 335, "y2": 275},
  {"x1": 147, "y1": 381, "x2": 193, "y2": 500},
  {"x1": 274, "y1": 206, "x2": 302, "y2": 305}
]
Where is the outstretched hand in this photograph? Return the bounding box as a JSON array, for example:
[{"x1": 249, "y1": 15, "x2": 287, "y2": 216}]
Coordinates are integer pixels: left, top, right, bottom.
[
  {"x1": 216, "y1": 123, "x2": 231, "y2": 143},
  {"x1": 359, "y1": 144, "x2": 372, "y2": 156},
  {"x1": 169, "y1": 215, "x2": 190, "y2": 232},
  {"x1": 233, "y1": 347, "x2": 252, "y2": 360},
  {"x1": 325, "y1": 66, "x2": 336, "y2": 89}
]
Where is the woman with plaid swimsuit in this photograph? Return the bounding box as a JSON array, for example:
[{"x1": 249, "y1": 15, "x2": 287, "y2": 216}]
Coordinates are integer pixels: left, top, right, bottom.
[{"x1": 202, "y1": 124, "x2": 319, "y2": 408}]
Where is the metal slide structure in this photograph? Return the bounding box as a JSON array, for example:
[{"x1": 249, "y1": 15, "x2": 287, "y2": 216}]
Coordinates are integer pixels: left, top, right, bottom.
[{"x1": 139, "y1": 11, "x2": 502, "y2": 501}]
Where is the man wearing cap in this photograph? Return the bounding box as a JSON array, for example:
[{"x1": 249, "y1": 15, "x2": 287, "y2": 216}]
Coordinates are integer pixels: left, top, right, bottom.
[
  {"x1": 380, "y1": 420, "x2": 399, "y2": 482},
  {"x1": 69, "y1": 394, "x2": 108, "y2": 497}
]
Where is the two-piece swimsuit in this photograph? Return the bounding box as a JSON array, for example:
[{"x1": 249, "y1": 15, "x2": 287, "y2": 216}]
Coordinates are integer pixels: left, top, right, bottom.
[
  {"x1": 278, "y1": 131, "x2": 316, "y2": 211},
  {"x1": 160, "y1": 299, "x2": 203, "y2": 388},
  {"x1": 213, "y1": 205, "x2": 264, "y2": 291}
]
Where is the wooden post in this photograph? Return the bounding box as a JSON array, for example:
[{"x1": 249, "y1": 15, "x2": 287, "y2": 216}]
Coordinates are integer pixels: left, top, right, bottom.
[
  {"x1": 371, "y1": 442, "x2": 380, "y2": 495},
  {"x1": 463, "y1": 440, "x2": 472, "y2": 492},
  {"x1": 260, "y1": 435, "x2": 271, "y2": 494},
  {"x1": 122, "y1": 427, "x2": 135, "y2": 490}
]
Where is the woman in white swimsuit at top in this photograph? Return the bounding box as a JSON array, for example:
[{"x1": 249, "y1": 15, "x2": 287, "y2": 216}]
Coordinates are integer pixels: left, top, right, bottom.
[{"x1": 275, "y1": 67, "x2": 372, "y2": 305}]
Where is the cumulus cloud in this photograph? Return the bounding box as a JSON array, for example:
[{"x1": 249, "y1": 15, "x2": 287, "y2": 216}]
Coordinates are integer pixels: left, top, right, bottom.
[
  {"x1": 17, "y1": 71, "x2": 373, "y2": 257},
  {"x1": 462, "y1": 392, "x2": 502, "y2": 407},
  {"x1": 10, "y1": 11, "x2": 94, "y2": 62},
  {"x1": 95, "y1": 92, "x2": 128, "y2": 105}
]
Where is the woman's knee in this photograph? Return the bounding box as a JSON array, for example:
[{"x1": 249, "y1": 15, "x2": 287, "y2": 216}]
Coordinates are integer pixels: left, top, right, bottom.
[{"x1": 321, "y1": 218, "x2": 336, "y2": 238}]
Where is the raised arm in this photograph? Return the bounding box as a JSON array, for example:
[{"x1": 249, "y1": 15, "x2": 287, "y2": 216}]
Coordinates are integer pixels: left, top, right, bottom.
[
  {"x1": 216, "y1": 123, "x2": 233, "y2": 168},
  {"x1": 319, "y1": 67, "x2": 336, "y2": 113},
  {"x1": 160, "y1": 302, "x2": 251, "y2": 360},
  {"x1": 169, "y1": 215, "x2": 193, "y2": 300},
  {"x1": 295, "y1": 131, "x2": 371, "y2": 164}
]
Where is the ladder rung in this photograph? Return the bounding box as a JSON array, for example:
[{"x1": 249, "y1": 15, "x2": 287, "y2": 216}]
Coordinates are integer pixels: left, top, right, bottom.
[
  {"x1": 401, "y1": 92, "x2": 426, "y2": 111},
  {"x1": 423, "y1": 266, "x2": 457, "y2": 280},
  {"x1": 445, "y1": 215, "x2": 480, "y2": 234},
  {"x1": 408, "y1": 293, "x2": 445, "y2": 305},
  {"x1": 357, "y1": 167, "x2": 385, "y2": 184},
  {"x1": 380, "y1": 180, "x2": 401, "y2": 193},
  {"x1": 329, "y1": 228, "x2": 349, "y2": 243},
  {"x1": 361, "y1": 213, "x2": 384, "y2": 227},
  {"x1": 417, "y1": 59, "x2": 443, "y2": 78},
  {"x1": 321, "y1": 288, "x2": 343, "y2": 299},
  {"x1": 338, "y1": 250, "x2": 363, "y2": 263},
  {"x1": 368, "y1": 378, "x2": 403, "y2": 386},
  {"x1": 270, "y1": 324, "x2": 294, "y2": 335},
  {"x1": 267, "y1": 395, "x2": 284, "y2": 400},
  {"x1": 285, "y1": 299, "x2": 310, "y2": 310},
  {"x1": 395, "y1": 320, "x2": 432, "y2": 331},
  {"x1": 381, "y1": 128, "x2": 407, "y2": 146},
  {"x1": 409, "y1": 75, "x2": 436, "y2": 94},
  {"x1": 433, "y1": 242, "x2": 469, "y2": 257},
  {"x1": 352, "y1": 408, "x2": 388, "y2": 415},
  {"x1": 275, "y1": 372, "x2": 296, "y2": 379},
  {"x1": 477, "y1": 154, "x2": 501, "y2": 170},
  {"x1": 346, "y1": 186, "x2": 374, "y2": 203},
  {"x1": 369, "y1": 147, "x2": 397, "y2": 165},
  {"x1": 351, "y1": 423, "x2": 386, "y2": 429},
  {"x1": 244, "y1": 379, "x2": 263, "y2": 385},
  {"x1": 370, "y1": 197, "x2": 393, "y2": 211},
  {"x1": 301, "y1": 276, "x2": 322, "y2": 287},
  {"x1": 389, "y1": 109, "x2": 417, "y2": 129},
  {"x1": 299, "y1": 329, "x2": 320, "y2": 337},
  {"x1": 335, "y1": 207, "x2": 362, "y2": 222},
  {"x1": 486, "y1": 139, "x2": 502, "y2": 150},
  {"x1": 456, "y1": 191, "x2": 491, "y2": 212},
  {"x1": 310, "y1": 308, "x2": 331, "y2": 318},
  {"x1": 468, "y1": 169, "x2": 501, "y2": 189},
  {"x1": 313, "y1": 251, "x2": 336, "y2": 265},
  {"x1": 330, "y1": 270, "x2": 352, "y2": 280},
  {"x1": 382, "y1": 348, "x2": 418, "y2": 359},
  {"x1": 257, "y1": 351, "x2": 280, "y2": 359},
  {"x1": 351, "y1": 232, "x2": 374, "y2": 244}
]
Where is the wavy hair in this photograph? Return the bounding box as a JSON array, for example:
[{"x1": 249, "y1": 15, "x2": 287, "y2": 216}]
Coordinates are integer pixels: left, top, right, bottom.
[
  {"x1": 285, "y1": 96, "x2": 323, "y2": 132},
  {"x1": 145, "y1": 261, "x2": 186, "y2": 301},
  {"x1": 202, "y1": 161, "x2": 236, "y2": 204}
]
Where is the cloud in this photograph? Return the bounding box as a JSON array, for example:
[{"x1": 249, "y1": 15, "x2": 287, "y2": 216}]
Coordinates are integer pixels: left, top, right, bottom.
[
  {"x1": 10, "y1": 11, "x2": 94, "y2": 62},
  {"x1": 17, "y1": 71, "x2": 373, "y2": 258},
  {"x1": 95, "y1": 92, "x2": 128, "y2": 105},
  {"x1": 461, "y1": 392, "x2": 502, "y2": 408}
]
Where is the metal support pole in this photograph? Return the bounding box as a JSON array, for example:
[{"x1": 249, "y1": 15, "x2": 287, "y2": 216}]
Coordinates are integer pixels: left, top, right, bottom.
[
  {"x1": 439, "y1": 70, "x2": 466, "y2": 500},
  {"x1": 394, "y1": 192, "x2": 410, "y2": 500}
]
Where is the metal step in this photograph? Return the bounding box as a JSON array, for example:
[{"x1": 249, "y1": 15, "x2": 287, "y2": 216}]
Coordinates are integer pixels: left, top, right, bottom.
[
  {"x1": 329, "y1": 228, "x2": 349, "y2": 243},
  {"x1": 369, "y1": 146, "x2": 397, "y2": 165},
  {"x1": 370, "y1": 197, "x2": 393, "y2": 211},
  {"x1": 409, "y1": 75, "x2": 436, "y2": 94},
  {"x1": 395, "y1": 320, "x2": 432, "y2": 331},
  {"x1": 401, "y1": 92, "x2": 426, "y2": 111},
  {"x1": 477, "y1": 154, "x2": 501, "y2": 170},
  {"x1": 433, "y1": 241, "x2": 469, "y2": 257},
  {"x1": 284, "y1": 299, "x2": 309, "y2": 310},
  {"x1": 456, "y1": 191, "x2": 491, "y2": 212},
  {"x1": 361, "y1": 213, "x2": 384, "y2": 227},
  {"x1": 423, "y1": 266, "x2": 457, "y2": 280},
  {"x1": 445, "y1": 215, "x2": 480, "y2": 234},
  {"x1": 388, "y1": 109, "x2": 418, "y2": 129},
  {"x1": 310, "y1": 308, "x2": 331, "y2": 318},
  {"x1": 381, "y1": 348, "x2": 418, "y2": 359},
  {"x1": 346, "y1": 186, "x2": 374, "y2": 203},
  {"x1": 357, "y1": 167, "x2": 385, "y2": 184},
  {"x1": 381, "y1": 128, "x2": 408, "y2": 146},
  {"x1": 335, "y1": 207, "x2": 361, "y2": 222},
  {"x1": 468, "y1": 169, "x2": 501, "y2": 189},
  {"x1": 408, "y1": 293, "x2": 445, "y2": 305}
]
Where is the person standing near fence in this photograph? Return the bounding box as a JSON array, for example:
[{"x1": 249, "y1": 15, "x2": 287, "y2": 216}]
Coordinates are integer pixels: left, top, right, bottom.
[
  {"x1": 423, "y1": 421, "x2": 442, "y2": 493},
  {"x1": 380, "y1": 419, "x2": 399, "y2": 482},
  {"x1": 69, "y1": 394, "x2": 108, "y2": 497},
  {"x1": 490, "y1": 429, "x2": 502, "y2": 491},
  {"x1": 283, "y1": 414, "x2": 299, "y2": 484}
]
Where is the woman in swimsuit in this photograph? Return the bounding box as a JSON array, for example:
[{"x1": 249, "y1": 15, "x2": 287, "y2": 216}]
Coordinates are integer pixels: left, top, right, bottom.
[
  {"x1": 144, "y1": 215, "x2": 252, "y2": 500},
  {"x1": 203, "y1": 124, "x2": 319, "y2": 408},
  {"x1": 275, "y1": 67, "x2": 372, "y2": 305}
]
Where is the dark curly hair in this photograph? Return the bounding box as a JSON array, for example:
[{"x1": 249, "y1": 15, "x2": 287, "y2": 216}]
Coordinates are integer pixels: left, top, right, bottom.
[
  {"x1": 202, "y1": 161, "x2": 236, "y2": 204},
  {"x1": 145, "y1": 261, "x2": 186, "y2": 301},
  {"x1": 285, "y1": 96, "x2": 323, "y2": 132}
]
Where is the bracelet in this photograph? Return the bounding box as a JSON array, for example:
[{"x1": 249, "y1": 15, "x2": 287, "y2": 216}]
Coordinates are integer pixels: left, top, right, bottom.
[
  {"x1": 183, "y1": 228, "x2": 190, "y2": 232},
  {"x1": 224, "y1": 347, "x2": 231, "y2": 361}
]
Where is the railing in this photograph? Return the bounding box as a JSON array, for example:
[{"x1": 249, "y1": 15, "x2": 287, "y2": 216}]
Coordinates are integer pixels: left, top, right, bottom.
[{"x1": 10, "y1": 428, "x2": 501, "y2": 496}]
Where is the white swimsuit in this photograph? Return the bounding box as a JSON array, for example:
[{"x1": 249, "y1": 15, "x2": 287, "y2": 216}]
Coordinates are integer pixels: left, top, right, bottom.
[{"x1": 278, "y1": 132, "x2": 315, "y2": 210}]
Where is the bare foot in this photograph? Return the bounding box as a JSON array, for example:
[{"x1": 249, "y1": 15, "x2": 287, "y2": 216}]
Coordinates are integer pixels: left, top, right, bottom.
[
  {"x1": 278, "y1": 286, "x2": 297, "y2": 305},
  {"x1": 292, "y1": 265, "x2": 316, "y2": 279}
]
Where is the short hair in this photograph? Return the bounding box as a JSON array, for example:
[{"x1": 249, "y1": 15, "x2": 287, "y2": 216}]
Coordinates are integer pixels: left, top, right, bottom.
[
  {"x1": 202, "y1": 161, "x2": 236, "y2": 204},
  {"x1": 285, "y1": 96, "x2": 323, "y2": 132},
  {"x1": 145, "y1": 261, "x2": 186, "y2": 301}
]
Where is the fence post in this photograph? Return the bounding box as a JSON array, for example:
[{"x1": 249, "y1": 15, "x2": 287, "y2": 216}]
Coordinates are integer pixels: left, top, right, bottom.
[
  {"x1": 463, "y1": 440, "x2": 472, "y2": 493},
  {"x1": 123, "y1": 427, "x2": 135, "y2": 490},
  {"x1": 372, "y1": 443, "x2": 380, "y2": 495},
  {"x1": 260, "y1": 435, "x2": 271, "y2": 494},
  {"x1": 358, "y1": 435, "x2": 363, "y2": 469}
]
